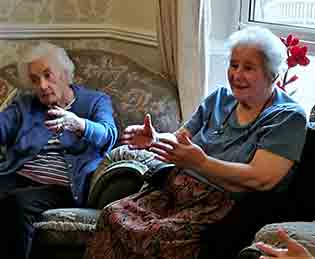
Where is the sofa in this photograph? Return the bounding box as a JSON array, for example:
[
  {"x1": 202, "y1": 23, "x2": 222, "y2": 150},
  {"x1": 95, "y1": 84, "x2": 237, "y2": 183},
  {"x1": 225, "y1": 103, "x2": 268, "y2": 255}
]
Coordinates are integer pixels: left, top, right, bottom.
[
  {"x1": 237, "y1": 124, "x2": 315, "y2": 259},
  {"x1": 0, "y1": 48, "x2": 182, "y2": 259}
]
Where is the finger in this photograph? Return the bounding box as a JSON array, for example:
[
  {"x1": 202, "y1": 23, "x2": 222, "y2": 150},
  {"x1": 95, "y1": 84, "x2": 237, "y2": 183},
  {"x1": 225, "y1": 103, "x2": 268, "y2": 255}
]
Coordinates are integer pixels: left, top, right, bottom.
[
  {"x1": 155, "y1": 137, "x2": 177, "y2": 148},
  {"x1": 46, "y1": 123, "x2": 62, "y2": 133},
  {"x1": 277, "y1": 228, "x2": 306, "y2": 254},
  {"x1": 150, "y1": 141, "x2": 174, "y2": 153},
  {"x1": 53, "y1": 105, "x2": 66, "y2": 111},
  {"x1": 149, "y1": 146, "x2": 172, "y2": 160},
  {"x1": 120, "y1": 133, "x2": 135, "y2": 141},
  {"x1": 45, "y1": 117, "x2": 64, "y2": 126},
  {"x1": 276, "y1": 228, "x2": 290, "y2": 243},
  {"x1": 143, "y1": 114, "x2": 154, "y2": 136},
  {"x1": 47, "y1": 109, "x2": 64, "y2": 118},
  {"x1": 144, "y1": 114, "x2": 152, "y2": 128},
  {"x1": 177, "y1": 134, "x2": 192, "y2": 145},
  {"x1": 153, "y1": 154, "x2": 171, "y2": 163},
  {"x1": 123, "y1": 126, "x2": 142, "y2": 134},
  {"x1": 128, "y1": 144, "x2": 148, "y2": 150},
  {"x1": 256, "y1": 242, "x2": 284, "y2": 257}
]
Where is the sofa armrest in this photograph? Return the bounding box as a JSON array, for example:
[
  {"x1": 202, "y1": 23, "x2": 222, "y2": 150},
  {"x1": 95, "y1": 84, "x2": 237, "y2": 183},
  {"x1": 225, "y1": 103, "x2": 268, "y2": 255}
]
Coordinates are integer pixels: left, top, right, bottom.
[
  {"x1": 87, "y1": 145, "x2": 175, "y2": 209},
  {"x1": 87, "y1": 156, "x2": 148, "y2": 209},
  {"x1": 237, "y1": 222, "x2": 315, "y2": 259}
]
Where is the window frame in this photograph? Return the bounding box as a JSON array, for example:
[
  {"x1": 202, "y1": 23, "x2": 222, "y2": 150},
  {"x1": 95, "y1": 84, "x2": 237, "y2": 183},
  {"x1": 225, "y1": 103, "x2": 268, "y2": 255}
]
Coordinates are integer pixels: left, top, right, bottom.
[{"x1": 240, "y1": 0, "x2": 315, "y2": 54}]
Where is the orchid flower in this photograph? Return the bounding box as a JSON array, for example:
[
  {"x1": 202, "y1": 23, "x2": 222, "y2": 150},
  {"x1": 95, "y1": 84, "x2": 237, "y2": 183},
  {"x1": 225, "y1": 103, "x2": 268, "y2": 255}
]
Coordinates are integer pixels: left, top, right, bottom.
[{"x1": 277, "y1": 34, "x2": 310, "y2": 94}]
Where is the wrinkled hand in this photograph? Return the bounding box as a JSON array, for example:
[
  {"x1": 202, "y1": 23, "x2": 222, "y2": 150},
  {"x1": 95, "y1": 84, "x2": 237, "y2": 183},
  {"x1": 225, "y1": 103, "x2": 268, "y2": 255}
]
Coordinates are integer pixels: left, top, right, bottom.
[
  {"x1": 120, "y1": 114, "x2": 156, "y2": 149},
  {"x1": 45, "y1": 106, "x2": 85, "y2": 135},
  {"x1": 257, "y1": 228, "x2": 313, "y2": 259},
  {"x1": 149, "y1": 134, "x2": 207, "y2": 169}
]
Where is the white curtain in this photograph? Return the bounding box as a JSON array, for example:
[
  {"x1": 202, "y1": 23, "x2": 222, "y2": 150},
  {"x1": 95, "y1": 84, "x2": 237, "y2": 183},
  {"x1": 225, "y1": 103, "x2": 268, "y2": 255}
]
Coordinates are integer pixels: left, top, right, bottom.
[
  {"x1": 156, "y1": 0, "x2": 178, "y2": 85},
  {"x1": 177, "y1": 0, "x2": 211, "y2": 120},
  {"x1": 177, "y1": 0, "x2": 241, "y2": 120}
]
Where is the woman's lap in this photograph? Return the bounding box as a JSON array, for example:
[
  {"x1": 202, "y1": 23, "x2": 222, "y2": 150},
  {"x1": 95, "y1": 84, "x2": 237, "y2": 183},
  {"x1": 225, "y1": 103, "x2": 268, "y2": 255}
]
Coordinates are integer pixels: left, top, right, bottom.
[{"x1": 85, "y1": 170, "x2": 234, "y2": 259}]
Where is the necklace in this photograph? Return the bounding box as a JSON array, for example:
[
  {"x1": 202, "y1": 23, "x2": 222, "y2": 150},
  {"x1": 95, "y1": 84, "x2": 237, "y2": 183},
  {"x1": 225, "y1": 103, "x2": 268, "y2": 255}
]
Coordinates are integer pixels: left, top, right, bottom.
[
  {"x1": 212, "y1": 91, "x2": 274, "y2": 136},
  {"x1": 64, "y1": 97, "x2": 76, "y2": 110}
]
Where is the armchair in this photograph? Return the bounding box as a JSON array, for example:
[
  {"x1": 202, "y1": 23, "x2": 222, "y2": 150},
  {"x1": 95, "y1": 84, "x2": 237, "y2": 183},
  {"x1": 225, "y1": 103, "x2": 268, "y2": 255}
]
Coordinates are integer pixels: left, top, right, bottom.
[{"x1": 0, "y1": 49, "x2": 182, "y2": 259}]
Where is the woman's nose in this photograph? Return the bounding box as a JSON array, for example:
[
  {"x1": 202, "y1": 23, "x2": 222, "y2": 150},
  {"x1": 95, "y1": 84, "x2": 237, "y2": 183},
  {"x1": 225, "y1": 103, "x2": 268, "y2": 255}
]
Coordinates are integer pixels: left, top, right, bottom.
[
  {"x1": 232, "y1": 68, "x2": 243, "y2": 80},
  {"x1": 38, "y1": 77, "x2": 49, "y2": 90}
]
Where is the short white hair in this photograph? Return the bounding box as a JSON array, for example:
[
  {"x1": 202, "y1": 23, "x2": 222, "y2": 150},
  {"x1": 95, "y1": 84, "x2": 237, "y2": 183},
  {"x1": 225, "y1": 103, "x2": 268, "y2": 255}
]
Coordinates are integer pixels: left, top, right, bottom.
[
  {"x1": 226, "y1": 26, "x2": 287, "y2": 79},
  {"x1": 17, "y1": 42, "x2": 75, "y2": 89}
]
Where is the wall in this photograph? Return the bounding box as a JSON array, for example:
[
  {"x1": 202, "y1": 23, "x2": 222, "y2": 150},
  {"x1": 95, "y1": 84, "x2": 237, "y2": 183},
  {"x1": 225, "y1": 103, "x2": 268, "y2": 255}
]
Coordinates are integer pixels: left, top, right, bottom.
[{"x1": 0, "y1": 0, "x2": 161, "y2": 72}]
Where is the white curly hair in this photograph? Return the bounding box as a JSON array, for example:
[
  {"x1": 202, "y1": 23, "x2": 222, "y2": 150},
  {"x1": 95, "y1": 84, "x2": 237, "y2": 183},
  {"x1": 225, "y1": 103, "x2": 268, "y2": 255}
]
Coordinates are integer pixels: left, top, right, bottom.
[
  {"x1": 226, "y1": 26, "x2": 287, "y2": 80},
  {"x1": 17, "y1": 42, "x2": 75, "y2": 89}
]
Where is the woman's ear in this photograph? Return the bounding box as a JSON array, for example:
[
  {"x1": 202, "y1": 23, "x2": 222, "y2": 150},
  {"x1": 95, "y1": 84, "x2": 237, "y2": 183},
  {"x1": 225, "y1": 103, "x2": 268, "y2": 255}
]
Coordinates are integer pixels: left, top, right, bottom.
[{"x1": 61, "y1": 70, "x2": 71, "y2": 84}]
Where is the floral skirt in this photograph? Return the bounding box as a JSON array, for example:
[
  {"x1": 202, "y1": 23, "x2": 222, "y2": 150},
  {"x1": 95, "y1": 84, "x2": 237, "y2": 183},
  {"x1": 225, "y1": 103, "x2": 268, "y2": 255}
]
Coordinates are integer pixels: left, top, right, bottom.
[{"x1": 84, "y1": 169, "x2": 234, "y2": 259}]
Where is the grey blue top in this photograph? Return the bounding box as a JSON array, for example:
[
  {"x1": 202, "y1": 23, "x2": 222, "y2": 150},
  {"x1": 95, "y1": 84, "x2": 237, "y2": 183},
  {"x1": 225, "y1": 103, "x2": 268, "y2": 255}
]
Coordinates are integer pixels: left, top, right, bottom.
[
  {"x1": 0, "y1": 84, "x2": 118, "y2": 206},
  {"x1": 183, "y1": 86, "x2": 307, "y2": 197}
]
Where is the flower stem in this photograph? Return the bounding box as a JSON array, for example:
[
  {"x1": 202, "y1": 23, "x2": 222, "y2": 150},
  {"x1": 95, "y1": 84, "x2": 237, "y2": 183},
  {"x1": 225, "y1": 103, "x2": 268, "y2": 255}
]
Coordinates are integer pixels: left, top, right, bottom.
[{"x1": 283, "y1": 70, "x2": 288, "y2": 86}]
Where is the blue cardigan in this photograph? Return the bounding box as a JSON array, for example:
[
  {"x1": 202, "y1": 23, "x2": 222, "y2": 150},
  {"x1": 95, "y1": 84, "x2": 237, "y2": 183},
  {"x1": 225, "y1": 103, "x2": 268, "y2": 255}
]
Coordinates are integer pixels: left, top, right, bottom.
[{"x1": 0, "y1": 84, "x2": 118, "y2": 206}]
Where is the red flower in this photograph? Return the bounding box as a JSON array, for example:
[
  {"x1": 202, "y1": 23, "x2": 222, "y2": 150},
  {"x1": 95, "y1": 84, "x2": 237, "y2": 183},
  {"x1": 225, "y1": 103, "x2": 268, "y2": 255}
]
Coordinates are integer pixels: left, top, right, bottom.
[
  {"x1": 280, "y1": 34, "x2": 299, "y2": 47},
  {"x1": 287, "y1": 45, "x2": 310, "y2": 67},
  {"x1": 277, "y1": 34, "x2": 310, "y2": 93}
]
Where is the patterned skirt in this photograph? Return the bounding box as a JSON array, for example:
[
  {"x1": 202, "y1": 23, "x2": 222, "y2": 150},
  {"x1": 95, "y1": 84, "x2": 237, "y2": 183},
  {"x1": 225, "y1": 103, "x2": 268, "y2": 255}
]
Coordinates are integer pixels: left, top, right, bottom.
[{"x1": 84, "y1": 169, "x2": 234, "y2": 259}]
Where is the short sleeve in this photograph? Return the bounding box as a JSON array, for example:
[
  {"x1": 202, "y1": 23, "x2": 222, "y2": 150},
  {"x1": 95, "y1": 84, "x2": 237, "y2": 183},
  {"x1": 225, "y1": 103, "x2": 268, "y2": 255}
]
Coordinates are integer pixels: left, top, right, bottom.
[{"x1": 257, "y1": 107, "x2": 307, "y2": 162}]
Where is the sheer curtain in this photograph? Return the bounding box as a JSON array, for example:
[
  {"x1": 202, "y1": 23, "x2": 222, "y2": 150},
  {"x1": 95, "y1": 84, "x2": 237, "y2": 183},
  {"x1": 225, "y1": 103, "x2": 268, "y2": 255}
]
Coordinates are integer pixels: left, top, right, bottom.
[
  {"x1": 157, "y1": 0, "x2": 240, "y2": 120},
  {"x1": 156, "y1": 0, "x2": 178, "y2": 85},
  {"x1": 177, "y1": 0, "x2": 212, "y2": 120}
]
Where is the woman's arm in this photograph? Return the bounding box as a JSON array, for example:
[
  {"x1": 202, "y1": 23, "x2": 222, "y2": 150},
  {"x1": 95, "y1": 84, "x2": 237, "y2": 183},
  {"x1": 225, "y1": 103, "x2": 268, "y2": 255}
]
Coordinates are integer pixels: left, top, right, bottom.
[
  {"x1": 150, "y1": 135, "x2": 293, "y2": 192},
  {"x1": 150, "y1": 107, "x2": 307, "y2": 192},
  {"x1": 196, "y1": 148, "x2": 294, "y2": 192}
]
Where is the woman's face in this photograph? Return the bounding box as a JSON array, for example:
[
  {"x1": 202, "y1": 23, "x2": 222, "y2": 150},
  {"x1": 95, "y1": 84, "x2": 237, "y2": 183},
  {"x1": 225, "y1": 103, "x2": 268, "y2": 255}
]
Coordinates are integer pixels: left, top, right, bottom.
[
  {"x1": 228, "y1": 45, "x2": 272, "y2": 105},
  {"x1": 28, "y1": 57, "x2": 68, "y2": 107}
]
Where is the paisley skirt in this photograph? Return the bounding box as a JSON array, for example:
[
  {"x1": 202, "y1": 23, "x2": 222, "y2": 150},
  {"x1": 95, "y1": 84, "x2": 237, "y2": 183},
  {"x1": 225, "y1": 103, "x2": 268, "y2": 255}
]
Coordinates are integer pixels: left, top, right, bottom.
[{"x1": 84, "y1": 169, "x2": 234, "y2": 259}]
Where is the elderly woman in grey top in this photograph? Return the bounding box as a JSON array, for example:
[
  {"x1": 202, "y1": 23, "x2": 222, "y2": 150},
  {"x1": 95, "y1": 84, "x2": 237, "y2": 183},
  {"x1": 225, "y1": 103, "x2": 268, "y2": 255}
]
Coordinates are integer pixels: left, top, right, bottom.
[{"x1": 84, "y1": 26, "x2": 307, "y2": 259}]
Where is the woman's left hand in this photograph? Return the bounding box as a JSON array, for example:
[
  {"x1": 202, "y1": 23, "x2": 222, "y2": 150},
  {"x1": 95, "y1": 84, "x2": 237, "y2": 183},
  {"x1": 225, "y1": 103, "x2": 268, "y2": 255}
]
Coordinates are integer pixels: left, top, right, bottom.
[
  {"x1": 149, "y1": 134, "x2": 207, "y2": 170},
  {"x1": 45, "y1": 106, "x2": 85, "y2": 136}
]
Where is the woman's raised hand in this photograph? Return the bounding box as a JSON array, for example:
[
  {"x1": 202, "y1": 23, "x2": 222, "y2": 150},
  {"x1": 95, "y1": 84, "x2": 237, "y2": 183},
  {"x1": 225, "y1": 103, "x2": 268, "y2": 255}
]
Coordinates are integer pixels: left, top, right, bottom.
[
  {"x1": 149, "y1": 133, "x2": 207, "y2": 169},
  {"x1": 257, "y1": 228, "x2": 313, "y2": 259},
  {"x1": 120, "y1": 114, "x2": 157, "y2": 149}
]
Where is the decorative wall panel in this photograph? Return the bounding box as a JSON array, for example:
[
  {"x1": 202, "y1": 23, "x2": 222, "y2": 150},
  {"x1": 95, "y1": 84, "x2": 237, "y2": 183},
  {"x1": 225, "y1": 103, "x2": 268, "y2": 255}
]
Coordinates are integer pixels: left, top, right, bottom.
[
  {"x1": 0, "y1": 0, "x2": 111, "y2": 24},
  {"x1": 0, "y1": 0, "x2": 160, "y2": 72}
]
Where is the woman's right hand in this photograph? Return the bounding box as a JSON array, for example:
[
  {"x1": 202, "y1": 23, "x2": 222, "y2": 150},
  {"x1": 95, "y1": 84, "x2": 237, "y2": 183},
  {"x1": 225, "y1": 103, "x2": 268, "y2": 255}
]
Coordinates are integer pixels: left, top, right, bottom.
[{"x1": 120, "y1": 114, "x2": 157, "y2": 149}]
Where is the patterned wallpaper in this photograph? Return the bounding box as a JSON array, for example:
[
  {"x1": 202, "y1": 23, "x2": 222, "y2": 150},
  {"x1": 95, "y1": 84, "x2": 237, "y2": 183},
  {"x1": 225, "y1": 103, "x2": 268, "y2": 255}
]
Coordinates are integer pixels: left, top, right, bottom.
[
  {"x1": 0, "y1": 38, "x2": 161, "y2": 73},
  {"x1": 0, "y1": 0, "x2": 111, "y2": 24},
  {"x1": 0, "y1": 0, "x2": 160, "y2": 72}
]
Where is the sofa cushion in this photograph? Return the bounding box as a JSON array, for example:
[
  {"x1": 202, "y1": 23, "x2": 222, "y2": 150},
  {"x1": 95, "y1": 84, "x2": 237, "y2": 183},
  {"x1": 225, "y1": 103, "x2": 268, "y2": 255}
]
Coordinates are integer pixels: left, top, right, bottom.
[{"x1": 33, "y1": 208, "x2": 100, "y2": 246}]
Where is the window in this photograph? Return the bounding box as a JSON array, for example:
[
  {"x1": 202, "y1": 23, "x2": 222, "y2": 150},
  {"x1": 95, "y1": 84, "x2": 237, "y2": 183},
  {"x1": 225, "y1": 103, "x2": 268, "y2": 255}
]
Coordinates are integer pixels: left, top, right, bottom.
[{"x1": 241, "y1": 0, "x2": 315, "y2": 116}]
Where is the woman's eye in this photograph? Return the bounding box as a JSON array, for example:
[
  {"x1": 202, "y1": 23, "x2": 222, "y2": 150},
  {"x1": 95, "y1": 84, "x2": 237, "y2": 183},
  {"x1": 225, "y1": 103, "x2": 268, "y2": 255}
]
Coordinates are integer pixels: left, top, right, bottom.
[
  {"x1": 44, "y1": 72, "x2": 51, "y2": 79},
  {"x1": 30, "y1": 76, "x2": 39, "y2": 84},
  {"x1": 244, "y1": 66, "x2": 254, "y2": 71}
]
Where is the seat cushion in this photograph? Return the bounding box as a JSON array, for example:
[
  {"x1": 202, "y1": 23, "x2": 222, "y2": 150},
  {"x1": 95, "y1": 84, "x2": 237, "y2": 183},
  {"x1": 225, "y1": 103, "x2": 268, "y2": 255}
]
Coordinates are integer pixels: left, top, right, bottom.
[{"x1": 33, "y1": 208, "x2": 100, "y2": 246}]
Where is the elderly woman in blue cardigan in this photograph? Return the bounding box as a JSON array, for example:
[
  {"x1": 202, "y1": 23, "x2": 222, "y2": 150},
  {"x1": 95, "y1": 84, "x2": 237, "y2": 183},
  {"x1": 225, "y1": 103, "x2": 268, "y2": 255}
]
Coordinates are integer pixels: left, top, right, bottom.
[{"x1": 0, "y1": 42, "x2": 118, "y2": 259}]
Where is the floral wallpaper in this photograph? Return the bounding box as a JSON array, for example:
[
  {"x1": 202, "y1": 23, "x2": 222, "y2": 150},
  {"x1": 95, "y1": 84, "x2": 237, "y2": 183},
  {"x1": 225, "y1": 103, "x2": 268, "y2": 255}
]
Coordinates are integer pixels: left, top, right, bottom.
[
  {"x1": 0, "y1": 0, "x2": 111, "y2": 24},
  {"x1": 0, "y1": 0, "x2": 161, "y2": 72}
]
